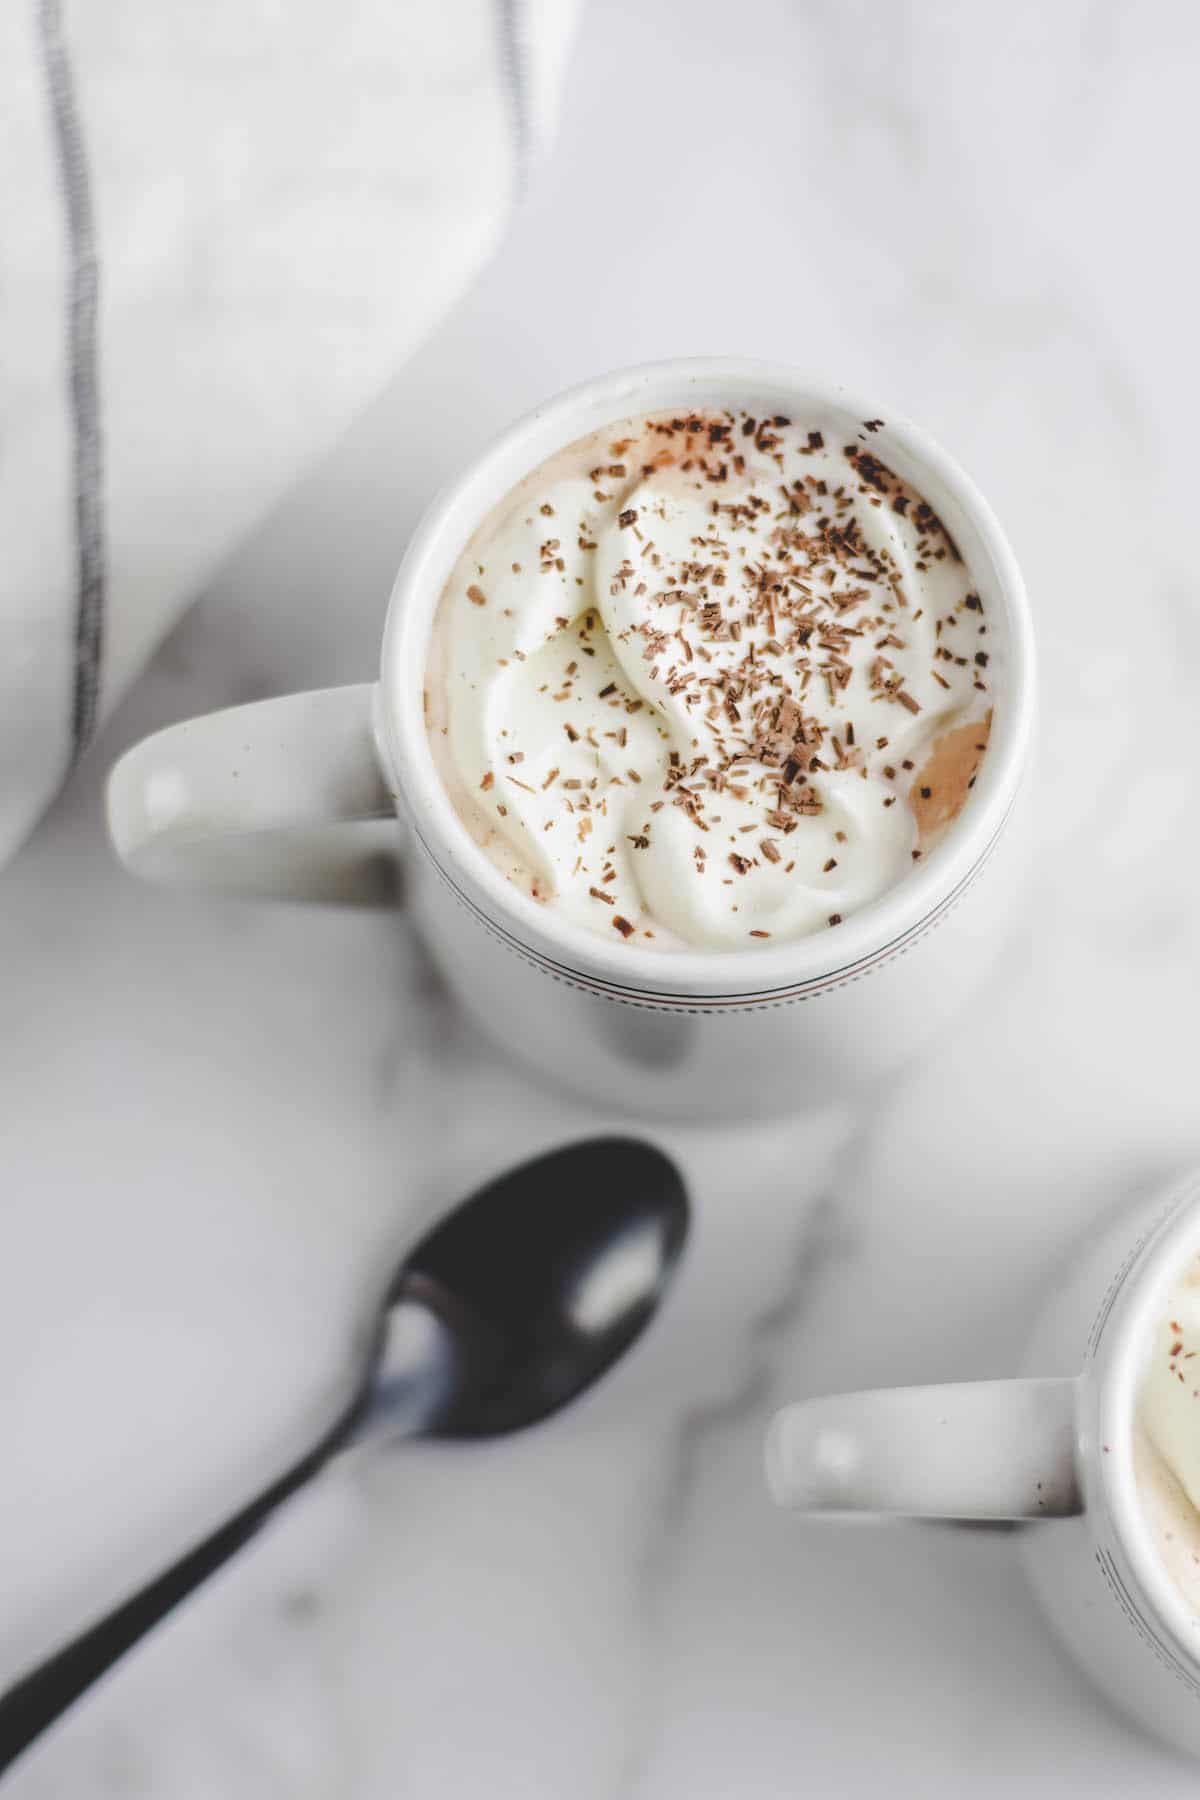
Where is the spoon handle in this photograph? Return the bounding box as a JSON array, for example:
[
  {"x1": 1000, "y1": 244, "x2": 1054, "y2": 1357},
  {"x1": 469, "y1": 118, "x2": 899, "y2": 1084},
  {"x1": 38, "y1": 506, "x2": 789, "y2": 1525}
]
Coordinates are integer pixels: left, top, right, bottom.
[
  {"x1": 0, "y1": 1428, "x2": 340, "y2": 1778},
  {"x1": 0, "y1": 1293, "x2": 456, "y2": 1776}
]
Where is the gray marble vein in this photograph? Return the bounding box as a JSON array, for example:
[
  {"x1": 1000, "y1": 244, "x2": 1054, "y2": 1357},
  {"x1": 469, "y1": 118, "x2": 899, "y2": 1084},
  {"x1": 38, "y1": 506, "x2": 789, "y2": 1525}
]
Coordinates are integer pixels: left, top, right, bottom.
[{"x1": 620, "y1": 1178, "x2": 857, "y2": 1798}]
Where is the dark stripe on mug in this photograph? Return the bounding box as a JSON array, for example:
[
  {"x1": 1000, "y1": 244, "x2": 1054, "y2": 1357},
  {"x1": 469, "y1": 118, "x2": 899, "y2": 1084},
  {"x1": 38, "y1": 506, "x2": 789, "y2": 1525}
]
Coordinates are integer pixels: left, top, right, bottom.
[{"x1": 1095, "y1": 1546, "x2": 1200, "y2": 1695}]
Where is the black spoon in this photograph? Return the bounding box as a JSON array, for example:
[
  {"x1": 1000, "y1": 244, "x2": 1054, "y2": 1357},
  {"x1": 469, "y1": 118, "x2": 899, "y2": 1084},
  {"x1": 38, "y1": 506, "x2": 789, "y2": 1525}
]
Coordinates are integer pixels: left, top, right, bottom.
[{"x1": 0, "y1": 1137, "x2": 688, "y2": 1777}]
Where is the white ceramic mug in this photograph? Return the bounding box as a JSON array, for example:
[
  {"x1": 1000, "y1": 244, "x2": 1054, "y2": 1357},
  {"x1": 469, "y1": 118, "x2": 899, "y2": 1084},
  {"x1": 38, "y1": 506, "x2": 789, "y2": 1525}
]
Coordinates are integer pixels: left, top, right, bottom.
[
  {"x1": 107, "y1": 359, "x2": 1035, "y2": 1118},
  {"x1": 766, "y1": 1175, "x2": 1200, "y2": 1758}
]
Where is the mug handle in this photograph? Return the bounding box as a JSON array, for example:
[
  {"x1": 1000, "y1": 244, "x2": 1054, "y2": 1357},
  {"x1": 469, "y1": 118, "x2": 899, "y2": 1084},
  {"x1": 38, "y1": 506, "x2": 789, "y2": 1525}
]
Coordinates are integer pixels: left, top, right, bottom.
[
  {"x1": 107, "y1": 685, "x2": 399, "y2": 904},
  {"x1": 766, "y1": 1378, "x2": 1082, "y2": 1521}
]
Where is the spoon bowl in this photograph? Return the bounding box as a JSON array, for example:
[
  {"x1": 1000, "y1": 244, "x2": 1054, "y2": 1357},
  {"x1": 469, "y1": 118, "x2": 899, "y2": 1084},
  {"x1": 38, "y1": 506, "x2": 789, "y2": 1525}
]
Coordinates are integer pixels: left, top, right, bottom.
[{"x1": 393, "y1": 1136, "x2": 688, "y2": 1437}]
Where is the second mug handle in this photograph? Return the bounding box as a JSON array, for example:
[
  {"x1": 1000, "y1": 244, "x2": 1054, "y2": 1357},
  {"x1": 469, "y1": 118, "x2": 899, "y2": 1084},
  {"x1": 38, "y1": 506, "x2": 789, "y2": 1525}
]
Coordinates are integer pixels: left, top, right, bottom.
[
  {"x1": 106, "y1": 685, "x2": 399, "y2": 905},
  {"x1": 766, "y1": 1378, "x2": 1082, "y2": 1521}
]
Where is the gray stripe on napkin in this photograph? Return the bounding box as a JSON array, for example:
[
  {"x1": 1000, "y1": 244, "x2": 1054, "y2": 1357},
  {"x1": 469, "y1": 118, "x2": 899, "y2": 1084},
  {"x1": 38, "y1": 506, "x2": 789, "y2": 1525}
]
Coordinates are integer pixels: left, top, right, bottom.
[
  {"x1": 37, "y1": 0, "x2": 106, "y2": 758},
  {"x1": 495, "y1": 0, "x2": 532, "y2": 196}
]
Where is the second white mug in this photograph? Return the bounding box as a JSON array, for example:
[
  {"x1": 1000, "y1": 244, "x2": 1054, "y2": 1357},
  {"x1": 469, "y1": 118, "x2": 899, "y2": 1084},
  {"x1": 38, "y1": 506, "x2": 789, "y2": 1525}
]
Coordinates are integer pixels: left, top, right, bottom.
[{"x1": 767, "y1": 1174, "x2": 1200, "y2": 1758}]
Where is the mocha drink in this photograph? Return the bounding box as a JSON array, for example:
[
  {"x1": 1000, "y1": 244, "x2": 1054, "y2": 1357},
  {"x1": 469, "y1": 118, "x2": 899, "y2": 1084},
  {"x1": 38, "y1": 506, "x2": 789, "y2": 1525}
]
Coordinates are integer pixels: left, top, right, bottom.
[
  {"x1": 1137, "y1": 1249, "x2": 1200, "y2": 1615},
  {"x1": 425, "y1": 408, "x2": 992, "y2": 952}
]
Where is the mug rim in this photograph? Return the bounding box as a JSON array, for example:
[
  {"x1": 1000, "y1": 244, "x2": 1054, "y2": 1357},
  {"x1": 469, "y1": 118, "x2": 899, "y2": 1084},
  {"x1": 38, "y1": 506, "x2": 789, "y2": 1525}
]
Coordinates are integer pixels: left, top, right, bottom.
[
  {"x1": 378, "y1": 356, "x2": 1035, "y2": 1000},
  {"x1": 1095, "y1": 1176, "x2": 1200, "y2": 1680}
]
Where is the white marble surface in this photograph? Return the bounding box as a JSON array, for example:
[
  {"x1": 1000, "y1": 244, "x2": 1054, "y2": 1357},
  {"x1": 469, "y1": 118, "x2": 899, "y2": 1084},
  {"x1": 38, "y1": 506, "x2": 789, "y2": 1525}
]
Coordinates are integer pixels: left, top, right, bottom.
[{"x1": 6, "y1": 0, "x2": 1200, "y2": 1791}]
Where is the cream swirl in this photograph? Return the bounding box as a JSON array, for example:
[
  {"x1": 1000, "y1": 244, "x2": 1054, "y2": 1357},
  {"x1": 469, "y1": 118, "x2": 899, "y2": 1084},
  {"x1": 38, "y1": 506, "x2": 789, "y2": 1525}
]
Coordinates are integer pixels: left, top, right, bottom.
[
  {"x1": 1136, "y1": 1251, "x2": 1200, "y2": 1617},
  {"x1": 1141, "y1": 1254, "x2": 1200, "y2": 1523},
  {"x1": 425, "y1": 409, "x2": 992, "y2": 951}
]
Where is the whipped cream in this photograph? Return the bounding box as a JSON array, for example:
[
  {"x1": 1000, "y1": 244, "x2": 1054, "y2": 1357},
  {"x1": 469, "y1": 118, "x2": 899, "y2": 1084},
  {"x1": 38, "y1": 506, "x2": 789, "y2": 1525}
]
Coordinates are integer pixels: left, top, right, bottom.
[
  {"x1": 1139, "y1": 1252, "x2": 1200, "y2": 1610},
  {"x1": 425, "y1": 409, "x2": 992, "y2": 951}
]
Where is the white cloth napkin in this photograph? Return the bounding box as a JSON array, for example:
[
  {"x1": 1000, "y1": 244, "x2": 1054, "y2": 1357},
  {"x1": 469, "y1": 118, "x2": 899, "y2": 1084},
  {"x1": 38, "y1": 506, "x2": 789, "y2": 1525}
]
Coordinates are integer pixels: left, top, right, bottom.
[{"x1": 1, "y1": 0, "x2": 576, "y2": 862}]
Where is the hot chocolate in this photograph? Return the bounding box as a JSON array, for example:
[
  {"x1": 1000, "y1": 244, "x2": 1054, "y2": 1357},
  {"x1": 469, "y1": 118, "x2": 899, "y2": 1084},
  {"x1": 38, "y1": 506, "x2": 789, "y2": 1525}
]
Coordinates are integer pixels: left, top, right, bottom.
[
  {"x1": 1138, "y1": 1250, "x2": 1200, "y2": 1613},
  {"x1": 425, "y1": 407, "x2": 992, "y2": 952}
]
